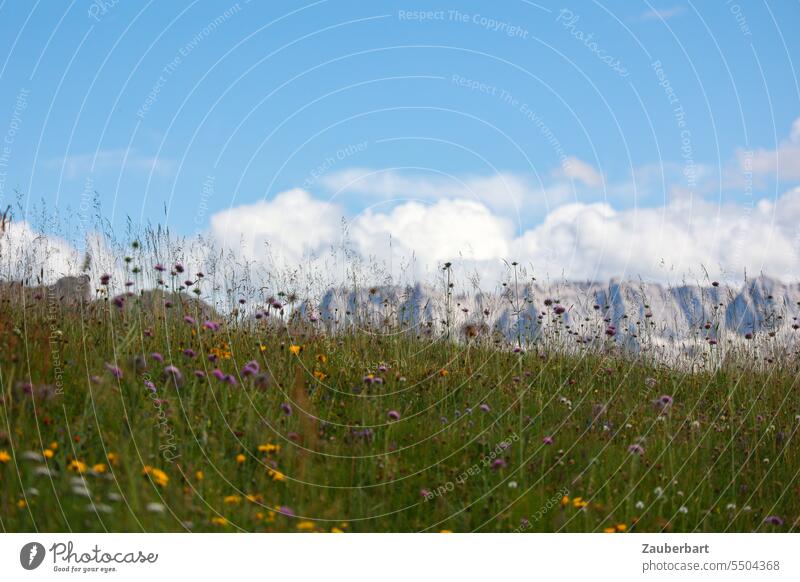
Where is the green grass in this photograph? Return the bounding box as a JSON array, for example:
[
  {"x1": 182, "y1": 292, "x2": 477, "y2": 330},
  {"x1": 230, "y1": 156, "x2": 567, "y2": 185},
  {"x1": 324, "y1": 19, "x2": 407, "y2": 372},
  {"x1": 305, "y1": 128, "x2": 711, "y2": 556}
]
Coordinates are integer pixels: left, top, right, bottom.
[{"x1": 1, "y1": 289, "x2": 798, "y2": 533}]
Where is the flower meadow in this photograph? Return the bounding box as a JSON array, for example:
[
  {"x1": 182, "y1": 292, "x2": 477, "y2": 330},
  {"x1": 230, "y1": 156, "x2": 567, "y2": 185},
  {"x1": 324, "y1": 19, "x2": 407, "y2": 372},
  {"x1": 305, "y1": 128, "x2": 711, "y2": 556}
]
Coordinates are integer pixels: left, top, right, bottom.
[{"x1": 0, "y1": 233, "x2": 798, "y2": 533}]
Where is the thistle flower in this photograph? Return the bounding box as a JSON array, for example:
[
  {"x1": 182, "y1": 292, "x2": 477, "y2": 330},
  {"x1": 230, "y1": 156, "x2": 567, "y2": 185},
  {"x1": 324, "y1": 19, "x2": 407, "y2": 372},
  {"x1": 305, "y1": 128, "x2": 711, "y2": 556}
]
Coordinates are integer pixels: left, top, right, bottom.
[
  {"x1": 764, "y1": 515, "x2": 784, "y2": 526},
  {"x1": 479, "y1": 403, "x2": 491, "y2": 413},
  {"x1": 150, "y1": 352, "x2": 164, "y2": 362},
  {"x1": 280, "y1": 402, "x2": 292, "y2": 415},
  {"x1": 105, "y1": 363, "x2": 123, "y2": 379},
  {"x1": 388, "y1": 410, "x2": 400, "y2": 421},
  {"x1": 542, "y1": 436, "x2": 554, "y2": 445},
  {"x1": 628, "y1": 443, "x2": 645, "y2": 455},
  {"x1": 490, "y1": 458, "x2": 507, "y2": 470}
]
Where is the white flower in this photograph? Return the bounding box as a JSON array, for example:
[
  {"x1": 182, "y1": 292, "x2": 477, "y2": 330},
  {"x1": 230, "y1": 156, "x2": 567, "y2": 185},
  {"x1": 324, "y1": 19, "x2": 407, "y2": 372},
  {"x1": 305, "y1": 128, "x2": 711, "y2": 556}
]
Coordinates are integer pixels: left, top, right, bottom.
[
  {"x1": 635, "y1": 501, "x2": 645, "y2": 509},
  {"x1": 678, "y1": 506, "x2": 688, "y2": 514},
  {"x1": 146, "y1": 502, "x2": 165, "y2": 513}
]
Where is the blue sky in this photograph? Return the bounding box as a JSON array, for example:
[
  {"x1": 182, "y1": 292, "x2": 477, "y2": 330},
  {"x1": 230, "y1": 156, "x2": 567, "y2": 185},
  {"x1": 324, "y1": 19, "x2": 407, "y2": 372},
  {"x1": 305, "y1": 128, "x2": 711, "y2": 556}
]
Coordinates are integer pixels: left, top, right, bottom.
[{"x1": 1, "y1": 1, "x2": 799, "y2": 283}]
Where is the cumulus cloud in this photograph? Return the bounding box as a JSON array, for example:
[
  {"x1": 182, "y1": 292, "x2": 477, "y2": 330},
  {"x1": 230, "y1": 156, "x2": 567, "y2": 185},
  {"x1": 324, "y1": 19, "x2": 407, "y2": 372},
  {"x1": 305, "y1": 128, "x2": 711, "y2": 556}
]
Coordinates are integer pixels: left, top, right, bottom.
[
  {"x1": 737, "y1": 117, "x2": 800, "y2": 182},
  {"x1": 556, "y1": 156, "x2": 604, "y2": 188},
  {"x1": 319, "y1": 168, "x2": 570, "y2": 214},
  {"x1": 206, "y1": 185, "x2": 800, "y2": 284},
  {"x1": 209, "y1": 188, "x2": 342, "y2": 266}
]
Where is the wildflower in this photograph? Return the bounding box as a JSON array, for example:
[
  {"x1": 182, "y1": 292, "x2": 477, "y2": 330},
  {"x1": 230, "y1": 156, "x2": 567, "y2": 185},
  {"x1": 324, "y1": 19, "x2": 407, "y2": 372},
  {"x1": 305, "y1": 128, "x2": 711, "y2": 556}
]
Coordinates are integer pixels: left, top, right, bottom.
[
  {"x1": 603, "y1": 527, "x2": 616, "y2": 533},
  {"x1": 92, "y1": 463, "x2": 107, "y2": 474},
  {"x1": 195, "y1": 471, "x2": 204, "y2": 481},
  {"x1": 439, "y1": 369, "x2": 449, "y2": 377},
  {"x1": 143, "y1": 466, "x2": 169, "y2": 487},
  {"x1": 211, "y1": 517, "x2": 228, "y2": 527},
  {"x1": 289, "y1": 345, "x2": 302, "y2": 355},
  {"x1": 174, "y1": 262, "x2": 185, "y2": 273},
  {"x1": 313, "y1": 370, "x2": 327, "y2": 381},
  {"x1": 542, "y1": 436, "x2": 554, "y2": 445},
  {"x1": 144, "y1": 380, "x2": 157, "y2": 392},
  {"x1": 183, "y1": 315, "x2": 196, "y2": 325},
  {"x1": 479, "y1": 403, "x2": 491, "y2": 413},
  {"x1": 163, "y1": 365, "x2": 184, "y2": 387},
  {"x1": 387, "y1": 410, "x2": 401, "y2": 422},
  {"x1": 146, "y1": 502, "x2": 165, "y2": 513},
  {"x1": 236, "y1": 454, "x2": 246, "y2": 465},
  {"x1": 68, "y1": 459, "x2": 87, "y2": 473},
  {"x1": 258, "y1": 443, "x2": 280, "y2": 454},
  {"x1": 554, "y1": 305, "x2": 566, "y2": 315},
  {"x1": 0, "y1": 450, "x2": 11, "y2": 463},
  {"x1": 182, "y1": 348, "x2": 196, "y2": 359},
  {"x1": 150, "y1": 352, "x2": 164, "y2": 362},
  {"x1": 764, "y1": 515, "x2": 784, "y2": 526},
  {"x1": 561, "y1": 495, "x2": 570, "y2": 507},
  {"x1": 212, "y1": 369, "x2": 225, "y2": 381},
  {"x1": 241, "y1": 361, "x2": 260, "y2": 376},
  {"x1": 572, "y1": 497, "x2": 588, "y2": 509},
  {"x1": 154, "y1": 263, "x2": 166, "y2": 272},
  {"x1": 628, "y1": 444, "x2": 645, "y2": 456},
  {"x1": 331, "y1": 527, "x2": 344, "y2": 533},
  {"x1": 268, "y1": 468, "x2": 286, "y2": 481},
  {"x1": 280, "y1": 402, "x2": 292, "y2": 416},
  {"x1": 203, "y1": 321, "x2": 220, "y2": 332},
  {"x1": 224, "y1": 495, "x2": 241, "y2": 505},
  {"x1": 100, "y1": 273, "x2": 111, "y2": 285},
  {"x1": 43, "y1": 449, "x2": 54, "y2": 459},
  {"x1": 490, "y1": 458, "x2": 507, "y2": 470},
  {"x1": 105, "y1": 363, "x2": 123, "y2": 379},
  {"x1": 194, "y1": 370, "x2": 205, "y2": 378},
  {"x1": 615, "y1": 523, "x2": 627, "y2": 532},
  {"x1": 296, "y1": 521, "x2": 315, "y2": 531}
]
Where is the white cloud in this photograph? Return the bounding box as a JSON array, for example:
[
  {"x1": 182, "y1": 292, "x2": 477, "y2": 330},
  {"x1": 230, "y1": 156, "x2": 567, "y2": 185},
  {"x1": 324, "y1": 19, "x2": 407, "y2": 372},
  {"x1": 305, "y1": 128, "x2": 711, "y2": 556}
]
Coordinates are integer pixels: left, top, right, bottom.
[
  {"x1": 641, "y1": 6, "x2": 685, "y2": 21},
  {"x1": 46, "y1": 149, "x2": 174, "y2": 180},
  {"x1": 737, "y1": 117, "x2": 800, "y2": 182},
  {"x1": 557, "y1": 156, "x2": 604, "y2": 188},
  {"x1": 319, "y1": 168, "x2": 570, "y2": 214},
  {"x1": 206, "y1": 186, "x2": 800, "y2": 284},
  {"x1": 209, "y1": 188, "x2": 342, "y2": 266}
]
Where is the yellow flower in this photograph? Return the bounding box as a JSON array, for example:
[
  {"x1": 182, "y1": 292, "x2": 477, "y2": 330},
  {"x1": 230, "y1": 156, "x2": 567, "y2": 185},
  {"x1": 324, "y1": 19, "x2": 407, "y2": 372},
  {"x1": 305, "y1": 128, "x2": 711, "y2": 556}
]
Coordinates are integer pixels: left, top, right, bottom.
[
  {"x1": 316, "y1": 354, "x2": 328, "y2": 363},
  {"x1": 92, "y1": 463, "x2": 107, "y2": 474},
  {"x1": 224, "y1": 495, "x2": 242, "y2": 505},
  {"x1": 68, "y1": 459, "x2": 87, "y2": 473},
  {"x1": 255, "y1": 512, "x2": 265, "y2": 521},
  {"x1": 257, "y1": 443, "x2": 280, "y2": 454},
  {"x1": 236, "y1": 454, "x2": 246, "y2": 465},
  {"x1": 268, "y1": 468, "x2": 286, "y2": 482},
  {"x1": 211, "y1": 516, "x2": 228, "y2": 527},
  {"x1": 560, "y1": 495, "x2": 570, "y2": 507},
  {"x1": 195, "y1": 470, "x2": 204, "y2": 481},
  {"x1": 313, "y1": 370, "x2": 327, "y2": 381},
  {"x1": 439, "y1": 369, "x2": 449, "y2": 377},
  {"x1": 331, "y1": 527, "x2": 344, "y2": 533},
  {"x1": 439, "y1": 529, "x2": 453, "y2": 533},
  {"x1": 245, "y1": 493, "x2": 263, "y2": 503},
  {"x1": 0, "y1": 450, "x2": 11, "y2": 463},
  {"x1": 572, "y1": 497, "x2": 588, "y2": 509},
  {"x1": 43, "y1": 449, "x2": 54, "y2": 459},
  {"x1": 296, "y1": 521, "x2": 315, "y2": 531},
  {"x1": 615, "y1": 523, "x2": 628, "y2": 532},
  {"x1": 17, "y1": 499, "x2": 26, "y2": 509},
  {"x1": 107, "y1": 452, "x2": 118, "y2": 465},
  {"x1": 143, "y1": 466, "x2": 169, "y2": 487},
  {"x1": 289, "y1": 345, "x2": 302, "y2": 355},
  {"x1": 49, "y1": 441, "x2": 58, "y2": 451},
  {"x1": 259, "y1": 344, "x2": 267, "y2": 352},
  {"x1": 603, "y1": 527, "x2": 616, "y2": 533}
]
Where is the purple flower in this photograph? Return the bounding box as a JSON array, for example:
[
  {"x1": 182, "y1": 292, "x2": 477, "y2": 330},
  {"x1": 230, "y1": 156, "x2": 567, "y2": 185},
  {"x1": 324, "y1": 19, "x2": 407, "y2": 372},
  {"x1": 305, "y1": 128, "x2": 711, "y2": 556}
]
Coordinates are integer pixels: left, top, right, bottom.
[
  {"x1": 554, "y1": 305, "x2": 566, "y2": 315},
  {"x1": 150, "y1": 352, "x2": 164, "y2": 362},
  {"x1": 144, "y1": 380, "x2": 157, "y2": 393},
  {"x1": 241, "y1": 360, "x2": 260, "y2": 376},
  {"x1": 277, "y1": 506, "x2": 295, "y2": 518},
  {"x1": 105, "y1": 363, "x2": 123, "y2": 379},
  {"x1": 281, "y1": 402, "x2": 293, "y2": 416},
  {"x1": 479, "y1": 403, "x2": 491, "y2": 413},
  {"x1": 764, "y1": 515, "x2": 784, "y2": 526},
  {"x1": 212, "y1": 368, "x2": 225, "y2": 381},
  {"x1": 203, "y1": 321, "x2": 220, "y2": 332},
  {"x1": 154, "y1": 263, "x2": 166, "y2": 272},
  {"x1": 174, "y1": 262, "x2": 185, "y2": 274},
  {"x1": 113, "y1": 296, "x2": 125, "y2": 308},
  {"x1": 100, "y1": 273, "x2": 111, "y2": 285},
  {"x1": 194, "y1": 370, "x2": 205, "y2": 378},
  {"x1": 163, "y1": 365, "x2": 184, "y2": 387},
  {"x1": 628, "y1": 444, "x2": 645, "y2": 456},
  {"x1": 490, "y1": 458, "x2": 507, "y2": 470},
  {"x1": 183, "y1": 315, "x2": 195, "y2": 325},
  {"x1": 388, "y1": 410, "x2": 401, "y2": 421},
  {"x1": 605, "y1": 325, "x2": 617, "y2": 337},
  {"x1": 182, "y1": 348, "x2": 196, "y2": 359},
  {"x1": 378, "y1": 364, "x2": 388, "y2": 373},
  {"x1": 224, "y1": 374, "x2": 237, "y2": 386},
  {"x1": 542, "y1": 436, "x2": 554, "y2": 445}
]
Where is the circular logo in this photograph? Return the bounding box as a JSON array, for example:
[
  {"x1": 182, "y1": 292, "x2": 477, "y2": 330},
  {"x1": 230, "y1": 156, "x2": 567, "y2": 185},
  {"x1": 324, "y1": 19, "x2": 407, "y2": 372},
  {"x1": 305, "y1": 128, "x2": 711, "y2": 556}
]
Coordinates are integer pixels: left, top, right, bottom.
[{"x1": 19, "y1": 542, "x2": 46, "y2": 570}]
